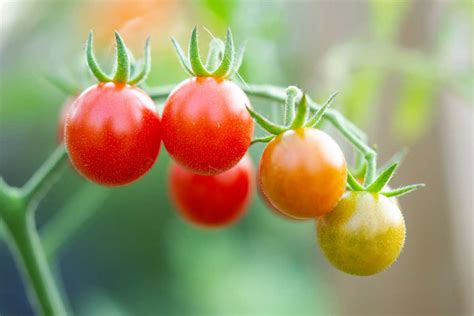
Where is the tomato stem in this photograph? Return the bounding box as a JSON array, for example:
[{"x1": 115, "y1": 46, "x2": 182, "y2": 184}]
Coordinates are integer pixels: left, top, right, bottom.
[{"x1": 0, "y1": 148, "x2": 69, "y2": 315}]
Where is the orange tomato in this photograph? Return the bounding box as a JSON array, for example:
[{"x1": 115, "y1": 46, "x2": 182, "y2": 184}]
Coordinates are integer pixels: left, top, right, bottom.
[{"x1": 259, "y1": 128, "x2": 347, "y2": 219}]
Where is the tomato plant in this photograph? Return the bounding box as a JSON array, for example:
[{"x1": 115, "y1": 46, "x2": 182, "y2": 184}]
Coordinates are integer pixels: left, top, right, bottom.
[
  {"x1": 161, "y1": 28, "x2": 253, "y2": 175},
  {"x1": 65, "y1": 33, "x2": 161, "y2": 186},
  {"x1": 0, "y1": 28, "x2": 425, "y2": 316},
  {"x1": 169, "y1": 154, "x2": 253, "y2": 227},
  {"x1": 317, "y1": 191, "x2": 406, "y2": 276}
]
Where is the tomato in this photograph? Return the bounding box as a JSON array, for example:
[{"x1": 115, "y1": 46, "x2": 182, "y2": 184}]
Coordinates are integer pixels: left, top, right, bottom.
[
  {"x1": 58, "y1": 97, "x2": 77, "y2": 143},
  {"x1": 259, "y1": 128, "x2": 347, "y2": 219},
  {"x1": 161, "y1": 77, "x2": 254, "y2": 175},
  {"x1": 317, "y1": 191, "x2": 406, "y2": 276},
  {"x1": 65, "y1": 82, "x2": 161, "y2": 186},
  {"x1": 169, "y1": 154, "x2": 254, "y2": 227},
  {"x1": 257, "y1": 176, "x2": 300, "y2": 221}
]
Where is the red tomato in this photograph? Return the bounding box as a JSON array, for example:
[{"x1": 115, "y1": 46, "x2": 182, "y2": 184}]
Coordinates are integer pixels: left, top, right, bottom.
[
  {"x1": 169, "y1": 154, "x2": 254, "y2": 227},
  {"x1": 259, "y1": 128, "x2": 347, "y2": 219},
  {"x1": 65, "y1": 82, "x2": 161, "y2": 186},
  {"x1": 161, "y1": 77, "x2": 254, "y2": 175},
  {"x1": 58, "y1": 96, "x2": 77, "y2": 143}
]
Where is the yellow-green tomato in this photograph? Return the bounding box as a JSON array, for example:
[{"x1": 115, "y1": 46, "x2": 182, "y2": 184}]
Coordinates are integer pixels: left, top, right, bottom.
[{"x1": 317, "y1": 191, "x2": 405, "y2": 276}]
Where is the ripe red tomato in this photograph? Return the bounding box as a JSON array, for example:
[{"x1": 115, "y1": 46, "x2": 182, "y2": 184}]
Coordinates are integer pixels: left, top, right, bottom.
[
  {"x1": 65, "y1": 82, "x2": 161, "y2": 186},
  {"x1": 169, "y1": 154, "x2": 254, "y2": 227},
  {"x1": 58, "y1": 96, "x2": 77, "y2": 143},
  {"x1": 161, "y1": 77, "x2": 254, "y2": 175},
  {"x1": 259, "y1": 128, "x2": 347, "y2": 219},
  {"x1": 317, "y1": 191, "x2": 406, "y2": 276}
]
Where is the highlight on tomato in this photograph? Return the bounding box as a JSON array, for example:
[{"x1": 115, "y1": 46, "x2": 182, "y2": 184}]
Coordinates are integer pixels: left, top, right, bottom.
[
  {"x1": 317, "y1": 191, "x2": 406, "y2": 276},
  {"x1": 248, "y1": 89, "x2": 347, "y2": 219},
  {"x1": 65, "y1": 32, "x2": 161, "y2": 186},
  {"x1": 168, "y1": 154, "x2": 254, "y2": 228},
  {"x1": 161, "y1": 28, "x2": 254, "y2": 175}
]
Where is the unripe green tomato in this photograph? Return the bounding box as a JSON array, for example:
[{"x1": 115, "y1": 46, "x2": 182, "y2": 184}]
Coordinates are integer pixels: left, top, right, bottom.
[{"x1": 317, "y1": 191, "x2": 405, "y2": 276}]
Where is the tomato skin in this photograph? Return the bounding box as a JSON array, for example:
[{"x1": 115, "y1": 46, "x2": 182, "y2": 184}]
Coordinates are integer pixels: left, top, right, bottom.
[
  {"x1": 317, "y1": 191, "x2": 406, "y2": 276},
  {"x1": 57, "y1": 97, "x2": 77, "y2": 143},
  {"x1": 65, "y1": 82, "x2": 161, "y2": 186},
  {"x1": 161, "y1": 77, "x2": 254, "y2": 175},
  {"x1": 259, "y1": 128, "x2": 347, "y2": 219},
  {"x1": 257, "y1": 175, "x2": 301, "y2": 221},
  {"x1": 169, "y1": 154, "x2": 254, "y2": 227}
]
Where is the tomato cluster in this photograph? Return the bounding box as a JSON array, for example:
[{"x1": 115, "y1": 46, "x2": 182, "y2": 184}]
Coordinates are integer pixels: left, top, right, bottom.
[{"x1": 57, "y1": 29, "x2": 421, "y2": 276}]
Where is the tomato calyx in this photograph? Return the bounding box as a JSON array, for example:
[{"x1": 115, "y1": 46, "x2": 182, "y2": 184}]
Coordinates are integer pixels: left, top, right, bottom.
[
  {"x1": 86, "y1": 31, "x2": 151, "y2": 85},
  {"x1": 247, "y1": 86, "x2": 338, "y2": 144},
  {"x1": 171, "y1": 27, "x2": 245, "y2": 79},
  {"x1": 346, "y1": 163, "x2": 424, "y2": 198}
]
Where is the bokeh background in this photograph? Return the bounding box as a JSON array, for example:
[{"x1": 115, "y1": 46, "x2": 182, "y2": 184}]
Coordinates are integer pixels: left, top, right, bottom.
[{"x1": 0, "y1": 0, "x2": 472, "y2": 315}]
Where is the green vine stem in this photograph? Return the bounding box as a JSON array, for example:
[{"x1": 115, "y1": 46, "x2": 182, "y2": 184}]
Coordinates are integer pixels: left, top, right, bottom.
[
  {"x1": 0, "y1": 145, "x2": 69, "y2": 316},
  {"x1": 147, "y1": 83, "x2": 377, "y2": 183}
]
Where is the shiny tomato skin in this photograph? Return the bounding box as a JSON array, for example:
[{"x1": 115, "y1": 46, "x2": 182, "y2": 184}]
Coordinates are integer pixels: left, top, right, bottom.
[
  {"x1": 65, "y1": 82, "x2": 161, "y2": 186},
  {"x1": 161, "y1": 77, "x2": 254, "y2": 175},
  {"x1": 169, "y1": 154, "x2": 254, "y2": 227},
  {"x1": 257, "y1": 175, "x2": 301, "y2": 221},
  {"x1": 317, "y1": 191, "x2": 406, "y2": 276},
  {"x1": 259, "y1": 128, "x2": 347, "y2": 219},
  {"x1": 57, "y1": 96, "x2": 77, "y2": 143}
]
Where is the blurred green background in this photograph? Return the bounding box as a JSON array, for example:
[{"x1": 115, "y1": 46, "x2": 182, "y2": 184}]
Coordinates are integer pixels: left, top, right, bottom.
[{"x1": 0, "y1": 0, "x2": 472, "y2": 315}]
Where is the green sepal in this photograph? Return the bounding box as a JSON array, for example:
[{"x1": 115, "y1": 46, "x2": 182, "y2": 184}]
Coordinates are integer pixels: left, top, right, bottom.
[
  {"x1": 211, "y1": 29, "x2": 235, "y2": 78},
  {"x1": 112, "y1": 32, "x2": 131, "y2": 83},
  {"x1": 86, "y1": 32, "x2": 112, "y2": 82},
  {"x1": 171, "y1": 37, "x2": 194, "y2": 76},
  {"x1": 206, "y1": 38, "x2": 225, "y2": 72},
  {"x1": 284, "y1": 86, "x2": 300, "y2": 126},
  {"x1": 251, "y1": 135, "x2": 275, "y2": 145},
  {"x1": 246, "y1": 106, "x2": 287, "y2": 135},
  {"x1": 290, "y1": 94, "x2": 308, "y2": 129},
  {"x1": 366, "y1": 162, "x2": 398, "y2": 192},
  {"x1": 129, "y1": 37, "x2": 151, "y2": 85},
  {"x1": 189, "y1": 27, "x2": 211, "y2": 77},
  {"x1": 306, "y1": 92, "x2": 338, "y2": 127},
  {"x1": 347, "y1": 169, "x2": 365, "y2": 191},
  {"x1": 382, "y1": 183, "x2": 425, "y2": 198}
]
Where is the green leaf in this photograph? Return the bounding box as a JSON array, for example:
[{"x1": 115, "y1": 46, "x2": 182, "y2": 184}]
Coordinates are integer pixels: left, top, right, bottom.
[
  {"x1": 394, "y1": 74, "x2": 436, "y2": 141},
  {"x1": 366, "y1": 162, "x2": 398, "y2": 192},
  {"x1": 231, "y1": 43, "x2": 246, "y2": 76},
  {"x1": 382, "y1": 184, "x2": 425, "y2": 198},
  {"x1": 246, "y1": 106, "x2": 286, "y2": 135},
  {"x1": 112, "y1": 32, "x2": 131, "y2": 83},
  {"x1": 189, "y1": 27, "x2": 210, "y2": 76},
  {"x1": 347, "y1": 169, "x2": 365, "y2": 191},
  {"x1": 86, "y1": 32, "x2": 112, "y2": 82},
  {"x1": 369, "y1": 0, "x2": 409, "y2": 40},
  {"x1": 211, "y1": 29, "x2": 235, "y2": 78},
  {"x1": 171, "y1": 37, "x2": 194, "y2": 76},
  {"x1": 306, "y1": 92, "x2": 338, "y2": 127},
  {"x1": 128, "y1": 37, "x2": 151, "y2": 85}
]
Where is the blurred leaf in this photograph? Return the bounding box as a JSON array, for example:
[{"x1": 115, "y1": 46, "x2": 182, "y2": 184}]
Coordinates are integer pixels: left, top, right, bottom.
[
  {"x1": 394, "y1": 74, "x2": 437, "y2": 141},
  {"x1": 341, "y1": 67, "x2": 383, "y2": 126},
  {"x1": 369, "y1": 0, "x2": 409, "y2": 40},
  {"x1": 202, "y1": 0, "x2": 238, "y2": 21}
]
